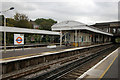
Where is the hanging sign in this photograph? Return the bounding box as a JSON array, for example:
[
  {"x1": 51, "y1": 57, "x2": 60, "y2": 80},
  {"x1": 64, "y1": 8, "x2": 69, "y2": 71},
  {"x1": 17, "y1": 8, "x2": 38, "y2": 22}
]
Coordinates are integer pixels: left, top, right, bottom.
[{"x1": 14, "y1": 34, "x2": 24, "y2": 45}]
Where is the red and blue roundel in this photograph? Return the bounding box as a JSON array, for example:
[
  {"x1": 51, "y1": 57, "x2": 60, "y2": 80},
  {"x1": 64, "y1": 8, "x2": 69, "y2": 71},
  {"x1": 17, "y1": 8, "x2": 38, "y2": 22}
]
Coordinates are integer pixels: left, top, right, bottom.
[{"x1": 16, "y1": 37, "x2": 22, "y2": 44}]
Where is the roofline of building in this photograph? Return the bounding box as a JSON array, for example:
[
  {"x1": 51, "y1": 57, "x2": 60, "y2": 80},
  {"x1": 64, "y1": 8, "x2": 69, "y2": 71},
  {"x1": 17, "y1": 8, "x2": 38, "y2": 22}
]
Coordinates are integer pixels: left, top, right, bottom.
[
  {"x1": 94, "y1": 21, "x2": 120, "y2": 25},
  {"x1": 0, "y1": 26, "x2": 60, "y2": 35},
  {"x1": 52, "y1": 26, "x2": 113, "y2": 36}
]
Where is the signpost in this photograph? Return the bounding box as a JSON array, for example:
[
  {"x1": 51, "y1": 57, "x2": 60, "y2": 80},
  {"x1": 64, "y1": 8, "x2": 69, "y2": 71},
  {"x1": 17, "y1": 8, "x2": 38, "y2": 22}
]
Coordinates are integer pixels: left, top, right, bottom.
[{"x1": 14, "y1": 34, "x2": 24, "y2": 51}]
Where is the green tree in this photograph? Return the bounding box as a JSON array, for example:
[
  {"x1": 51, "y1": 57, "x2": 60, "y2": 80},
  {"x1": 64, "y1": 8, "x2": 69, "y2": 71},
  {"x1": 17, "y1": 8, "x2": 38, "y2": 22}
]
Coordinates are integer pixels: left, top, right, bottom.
[
  {"x1": 14, "y1": 13, "x2": 33, "y2": 29},
  {"x1": 0, "y1": 15, "x2": 16, "y2": 27},
  {"x1": 6, "y1": 18, "x2": 16, "y2": 27},
  {"x1": 14, "y1": 13, "x2": 29, "y2": 21},
  {"x1": 0, "y1": 15, "x2": 4, "y2": 26},
  {"x1": 35, "y1": 18, "x2": 57, "y2": 30}
]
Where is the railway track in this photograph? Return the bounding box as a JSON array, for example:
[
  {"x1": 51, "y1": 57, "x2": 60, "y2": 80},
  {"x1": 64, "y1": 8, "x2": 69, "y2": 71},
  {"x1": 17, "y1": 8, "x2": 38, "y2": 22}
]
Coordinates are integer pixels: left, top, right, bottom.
[
  {"x1": 2, "y1": 44, "x2": 116, "y2": 80},
  {"x1": 25, "y1": 44, "x2": 117, "y2": 80},
  {"x1": 56, "y1": 45, "x2": 118, "y2": 80}
]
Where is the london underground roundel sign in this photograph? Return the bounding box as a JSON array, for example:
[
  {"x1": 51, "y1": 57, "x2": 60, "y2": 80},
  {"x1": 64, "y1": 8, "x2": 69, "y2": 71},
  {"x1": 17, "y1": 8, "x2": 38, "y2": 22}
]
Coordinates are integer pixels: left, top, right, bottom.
[
  {"x1": 16, "y1": 37, "x2": 22, "y2": 44},
  {"x1": 14, "y1": 34, "x2": 24, "y2": 45}
]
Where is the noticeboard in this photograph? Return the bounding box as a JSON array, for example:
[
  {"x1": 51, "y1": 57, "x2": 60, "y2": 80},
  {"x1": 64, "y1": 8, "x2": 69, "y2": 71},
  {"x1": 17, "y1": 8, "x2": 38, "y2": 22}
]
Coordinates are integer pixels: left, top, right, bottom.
[{"x1": 14, "y1": 34, "x2": 24, "y2": 45}]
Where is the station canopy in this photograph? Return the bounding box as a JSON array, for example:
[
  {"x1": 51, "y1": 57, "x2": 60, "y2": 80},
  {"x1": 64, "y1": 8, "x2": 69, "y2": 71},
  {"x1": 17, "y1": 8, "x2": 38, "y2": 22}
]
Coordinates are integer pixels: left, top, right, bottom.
[
  {"x1": 0, "y1": 26, "x2": 60, "y2": 35},
  {"x1": 51, "y1": 20, "x2": 113, "y2": 36}
]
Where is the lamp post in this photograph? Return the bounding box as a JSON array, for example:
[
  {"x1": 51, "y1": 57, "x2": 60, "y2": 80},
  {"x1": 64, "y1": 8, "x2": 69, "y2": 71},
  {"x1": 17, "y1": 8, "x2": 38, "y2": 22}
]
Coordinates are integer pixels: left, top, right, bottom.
[{"x1": 0, "y1": 7, "x2": 14, "y2": 53}]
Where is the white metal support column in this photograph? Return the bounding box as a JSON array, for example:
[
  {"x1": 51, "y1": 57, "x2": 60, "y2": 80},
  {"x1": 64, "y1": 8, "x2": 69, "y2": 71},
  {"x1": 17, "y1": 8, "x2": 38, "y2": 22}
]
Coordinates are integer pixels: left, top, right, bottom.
[
  {"x1": 4, "y1": 16, "x2": 6, "y2": 53},
  {"x1": 60, "y1": 30, "x2": 62, "y2": 47},
  {"x1": 79, "y1": 30, "x2": 81, "y2": 47},
  {"x1": 75, "y1": 30, "x2": 77, "y2": 47},
  {"x1": 98, "y1": 35, "x2": 100, "y2": 43},
  {"x1": 65, "y1": 31, "x2": 66, "y2": 44}
]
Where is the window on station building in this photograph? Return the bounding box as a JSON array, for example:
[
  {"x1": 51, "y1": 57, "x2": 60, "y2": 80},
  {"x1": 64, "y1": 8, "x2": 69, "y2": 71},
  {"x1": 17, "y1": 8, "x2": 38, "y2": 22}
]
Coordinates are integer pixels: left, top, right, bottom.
[
  {"x1": 86, "y1": 36, "x2": 88, "y2": 42},
  {"x1": 81, "y1": 36, "x2": 83, "y2": 42},
  {"x1": 106, "y1": 28, "x2": 109, "y2": 32},
  {"x1": 103, "y1": 28, "x2": 108, "y2": 32},
  {"x1": 66, "y1": 33, "x2": 70, "y2": 40},
  {"x1": 83, "y1": 36, "x2": 86, "y2": 42},
  {"x1": 118, "y1": 28, "x2": 120, "y2": 33},
  {"x1": 89, "y1": 36, "x2": 91, "y2": 42},
  {"x1": 113, "y1": 28, "x2": 116, "y2": 33}
]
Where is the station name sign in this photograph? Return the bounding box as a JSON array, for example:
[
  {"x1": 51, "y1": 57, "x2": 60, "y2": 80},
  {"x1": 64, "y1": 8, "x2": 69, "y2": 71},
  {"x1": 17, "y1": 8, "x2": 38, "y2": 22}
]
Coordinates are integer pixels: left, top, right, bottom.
[{"x1": 14, "y1": 34, "x2": 24, "y2": 45}]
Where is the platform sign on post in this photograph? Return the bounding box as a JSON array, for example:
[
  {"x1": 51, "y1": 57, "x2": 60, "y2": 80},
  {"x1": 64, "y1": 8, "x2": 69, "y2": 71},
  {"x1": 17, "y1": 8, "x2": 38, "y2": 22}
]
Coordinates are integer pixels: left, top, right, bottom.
[{"x1": 14, "y1": 34, "x2": 24, "y2": 45}]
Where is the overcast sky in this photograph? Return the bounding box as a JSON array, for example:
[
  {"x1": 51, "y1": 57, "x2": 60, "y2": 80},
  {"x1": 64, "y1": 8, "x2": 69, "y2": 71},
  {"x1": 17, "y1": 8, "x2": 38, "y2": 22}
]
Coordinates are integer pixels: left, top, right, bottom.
[{"x1": 0, "y1": 0, "x2": 119, "y2": 25}]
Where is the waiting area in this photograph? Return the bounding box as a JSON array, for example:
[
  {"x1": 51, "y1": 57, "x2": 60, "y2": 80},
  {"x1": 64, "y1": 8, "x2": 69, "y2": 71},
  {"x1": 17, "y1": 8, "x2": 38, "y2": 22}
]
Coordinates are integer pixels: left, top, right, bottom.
[{"x1": 51, "y1": 20, "x2": 113, "y2": 47}]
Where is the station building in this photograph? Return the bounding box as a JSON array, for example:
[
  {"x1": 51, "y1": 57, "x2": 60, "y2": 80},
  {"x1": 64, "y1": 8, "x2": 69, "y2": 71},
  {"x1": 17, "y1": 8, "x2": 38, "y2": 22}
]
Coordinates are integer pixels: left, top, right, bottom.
[
  {"x1": 92, "y1": 21, "x2": 120, "y2": 43},
  {"x1": 51, "y1": 20, "x2": 113, "y2": 47}
]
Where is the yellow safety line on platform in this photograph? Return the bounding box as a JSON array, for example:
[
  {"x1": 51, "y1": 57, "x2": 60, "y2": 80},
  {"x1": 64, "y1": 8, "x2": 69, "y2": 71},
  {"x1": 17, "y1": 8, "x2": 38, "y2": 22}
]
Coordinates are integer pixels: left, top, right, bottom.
[
  {"x1": 0, "y1": 54, "x2": 39, "y2": 60},
  {"x1": 0, "y1": 50, "x2": 63, "y2": 61},
  {"x1": 0, "y1": 47, "x2": 78, "y2": 61},
  {"x1": 0, "y1": 45, "x2": 98, "y2": 61},
  {"x1": 98, "y1": 55, "x2": 118, "y2": 80},
  {"x1": 0, "y1": 52, "x2": 47, "y2": 61}
]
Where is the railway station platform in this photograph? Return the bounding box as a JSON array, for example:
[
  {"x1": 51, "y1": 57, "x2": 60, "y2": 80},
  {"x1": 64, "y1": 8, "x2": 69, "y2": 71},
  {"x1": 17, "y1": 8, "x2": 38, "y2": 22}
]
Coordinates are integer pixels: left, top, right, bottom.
[
  {"x1": 1, "y1": 46, "x2": 73, "y2": 59},
  {"x1": 0, "y1": 43, "x2": 60, "y2": 49},
  {"x1": 1, "y1": 43, "x2": 111, "y2": 61},
  {"x1": 77, "y1": 47, "x2": 120, "y2": 80},
  {"x1": 0, "y1": 43, "x2": 117, "y2": 79}
]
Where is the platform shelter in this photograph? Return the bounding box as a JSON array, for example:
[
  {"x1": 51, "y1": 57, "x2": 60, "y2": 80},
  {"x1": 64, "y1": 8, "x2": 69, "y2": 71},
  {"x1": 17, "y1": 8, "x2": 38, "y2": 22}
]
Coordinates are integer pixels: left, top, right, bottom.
[{"x1": 51, "y1": 20, "x2": 113, "y2": 47}]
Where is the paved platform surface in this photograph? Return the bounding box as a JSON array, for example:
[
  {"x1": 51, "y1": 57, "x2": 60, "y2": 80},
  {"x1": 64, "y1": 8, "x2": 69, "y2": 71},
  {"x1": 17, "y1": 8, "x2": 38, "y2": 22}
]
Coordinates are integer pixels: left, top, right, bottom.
[
  {"x1": 1, "y1": 46, "x2": 73, "y2": 59},
  {"x1": 101, "y1": 52, "x2": 119, "y2": 79},
  {"x1": 0, "y1": 43, "x2": 48, "y2": 49},
  {"x1": 0, "y1": 43, "x2": 111, "y2": 62},
  {"x1": 77, "y1": 47, "x2": 120, "y2": 80}
]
